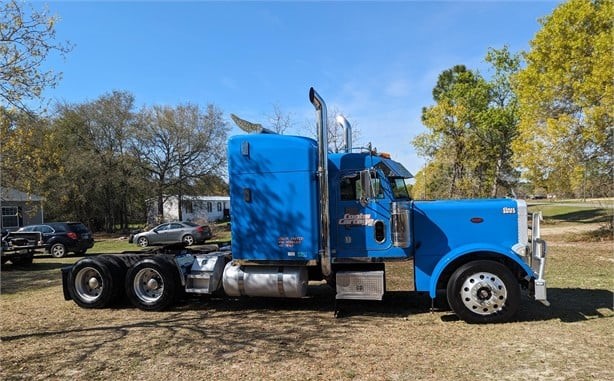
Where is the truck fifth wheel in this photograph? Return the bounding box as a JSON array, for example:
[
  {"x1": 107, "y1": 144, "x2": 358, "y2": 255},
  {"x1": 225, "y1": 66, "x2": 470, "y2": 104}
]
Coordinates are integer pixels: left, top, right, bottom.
[{"x1": 62, "y1": 87, "x2": 549, "y2": 323}]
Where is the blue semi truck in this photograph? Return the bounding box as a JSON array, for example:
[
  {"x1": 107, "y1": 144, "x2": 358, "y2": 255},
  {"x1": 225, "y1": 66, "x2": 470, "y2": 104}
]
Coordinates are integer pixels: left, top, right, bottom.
[{"x1": 62, "y1": 88, "x2": 548, "y2": 323}]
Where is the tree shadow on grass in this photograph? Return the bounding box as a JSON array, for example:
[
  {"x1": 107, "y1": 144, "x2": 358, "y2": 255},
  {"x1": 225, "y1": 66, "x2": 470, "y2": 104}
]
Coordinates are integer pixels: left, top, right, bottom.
[
  {"x1": 516, "y1": 287, "x2": 613, "y2": 322},
  {"x1": 439, "y1": 287, "x2": 613, "y2": 323},
  {"x1": 547, "y1": 209, "x2": 611, "y2": 224},
  {"x1": 0, "y1": 261, "x2": 72, "y2": 294},
  {"x1": 209, "y1": 286, "x2": 613, "y2": 324},
  {"x1": 200, "y1": 288, "x2": 434, "y2": 319}
]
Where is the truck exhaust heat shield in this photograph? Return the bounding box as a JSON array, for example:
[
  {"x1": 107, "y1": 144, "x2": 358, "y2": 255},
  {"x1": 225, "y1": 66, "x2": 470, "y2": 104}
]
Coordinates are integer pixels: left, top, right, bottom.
[{"x1": 391, "y1": 202, "x2": 411, "y2": 248}]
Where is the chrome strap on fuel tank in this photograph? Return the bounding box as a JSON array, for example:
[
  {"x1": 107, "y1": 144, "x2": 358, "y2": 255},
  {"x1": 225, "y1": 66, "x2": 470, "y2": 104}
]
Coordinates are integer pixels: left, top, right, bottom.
[
  {"x1": 277, "y1": 267, "x2": 285, "y2": 297},
  {"x1": 238, "y1": 267, "x2": 246, "y2": 296}
]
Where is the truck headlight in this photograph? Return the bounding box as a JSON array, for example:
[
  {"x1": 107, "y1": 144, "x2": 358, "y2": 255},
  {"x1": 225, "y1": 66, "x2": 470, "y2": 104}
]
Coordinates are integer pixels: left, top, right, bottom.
[{"x1": 512, "y1": 243, "x2": 527, "y2": 257}]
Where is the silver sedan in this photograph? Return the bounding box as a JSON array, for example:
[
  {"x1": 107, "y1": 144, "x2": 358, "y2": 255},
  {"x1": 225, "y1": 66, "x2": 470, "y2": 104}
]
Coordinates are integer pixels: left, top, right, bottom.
[{"x1": 132, "y1": 222, "x2": 212, "y2": 247}]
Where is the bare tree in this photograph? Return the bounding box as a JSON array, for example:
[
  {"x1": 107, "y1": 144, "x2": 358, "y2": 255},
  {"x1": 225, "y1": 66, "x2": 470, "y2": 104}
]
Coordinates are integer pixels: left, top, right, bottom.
[
  {"x1": 133, "y1": 104, "x2": 229, "y2": 221},
  {"x1": 266, "y1": 103, "x2": 295, "y2": 134},
  {"x1": 304, "y1": 106, "x2": 360, "y2": 152}
]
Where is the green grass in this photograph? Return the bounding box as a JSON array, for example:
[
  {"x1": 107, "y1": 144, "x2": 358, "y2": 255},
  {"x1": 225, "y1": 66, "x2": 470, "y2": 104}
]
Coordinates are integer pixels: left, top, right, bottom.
[
  {"x1": 529, "y1": 204, "x2": 612, "y2": 224},
  {"x1": 529, "y1": 203, "x2": 613, "y2": 242},
  {"x1": 90, "y1": 239, "x2": 141, "y2": 254}
]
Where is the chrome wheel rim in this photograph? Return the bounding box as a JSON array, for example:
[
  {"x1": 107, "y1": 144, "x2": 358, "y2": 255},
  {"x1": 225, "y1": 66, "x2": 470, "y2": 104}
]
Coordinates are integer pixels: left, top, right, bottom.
[
  {"x1": 75, "y1": 266, "x2": 103, "y2": 302},
  {"x1": 133, "y1": 268, "x2": 164, "y2": 303},
  {"x1": 137, "y1": 237, "x2": 148, "y2": 247},
  {"x1": 460, "y1": 271, "x2": 507, "y2": 315},
  {"x1": 183, "y1": 235, "x2": 194, "y2": 245},
  {"x1": 51, "y1": 244, "x2": 65, "y2": 257}
]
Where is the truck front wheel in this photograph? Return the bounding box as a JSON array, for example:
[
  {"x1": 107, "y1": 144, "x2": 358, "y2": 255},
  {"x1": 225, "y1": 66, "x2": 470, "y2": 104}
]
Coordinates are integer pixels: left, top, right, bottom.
[
  {"x1": 125, "y1": 257, "x2": 178, "y2": 311},
  {"x1": 446, "y1": 260, "x2": 520, "y2": 324}
]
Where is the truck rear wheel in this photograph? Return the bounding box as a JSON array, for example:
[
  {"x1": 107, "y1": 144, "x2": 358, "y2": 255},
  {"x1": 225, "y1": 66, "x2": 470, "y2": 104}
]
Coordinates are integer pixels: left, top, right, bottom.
[
  {"x1": 446, "y1": 260, "x2": 519, "y2": 324},
  {"x1": 68, "y1": 257, "x2": 122, "y2": 308},
  {"x1": 125, "y1": 257, "x2": 178, "y2": 311}
]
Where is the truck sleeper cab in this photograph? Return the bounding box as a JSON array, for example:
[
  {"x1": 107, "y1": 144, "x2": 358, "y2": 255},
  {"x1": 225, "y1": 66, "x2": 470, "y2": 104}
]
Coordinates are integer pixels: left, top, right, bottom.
[{"x1": 61, "y1": 87, "x2": 547, "y2": 324}]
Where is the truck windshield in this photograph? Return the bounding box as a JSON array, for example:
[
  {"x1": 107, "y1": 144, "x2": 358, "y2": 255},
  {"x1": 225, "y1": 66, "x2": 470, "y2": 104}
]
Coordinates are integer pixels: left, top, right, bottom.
[{"x1": 390, "y1": 178, "x2": 411, "y2": 200}]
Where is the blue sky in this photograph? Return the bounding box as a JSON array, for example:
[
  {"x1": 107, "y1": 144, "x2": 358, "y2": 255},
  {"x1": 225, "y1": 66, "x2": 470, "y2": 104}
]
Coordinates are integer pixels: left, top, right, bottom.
[{"x1": 40, "y1": 0, "x2": 561, "y2": 175}]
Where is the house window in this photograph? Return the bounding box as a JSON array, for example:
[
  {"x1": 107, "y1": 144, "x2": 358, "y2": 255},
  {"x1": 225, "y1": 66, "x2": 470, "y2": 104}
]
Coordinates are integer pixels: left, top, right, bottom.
[
  {"x1": 1, "y1": 206, "x2": 19, "y2": 228},
  {"x1": 217, "y1": 202, "x2": 222, "y2": 212},
  {"x1": 183, "y1": 200, "x2": 193, "y2": 214},
  {"x1": 207, "y1": 202, "x2": 212, "y2": 213}
]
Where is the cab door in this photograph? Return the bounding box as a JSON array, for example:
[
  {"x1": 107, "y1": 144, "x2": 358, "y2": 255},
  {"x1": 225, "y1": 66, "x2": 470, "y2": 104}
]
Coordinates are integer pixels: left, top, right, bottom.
[{"x1": 335, "y1": 170, "x2": 391, "y2": 258}]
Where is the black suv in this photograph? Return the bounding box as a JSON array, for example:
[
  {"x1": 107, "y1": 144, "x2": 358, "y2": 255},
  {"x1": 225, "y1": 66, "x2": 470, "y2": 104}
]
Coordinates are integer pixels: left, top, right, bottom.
[{"x1": 17, "y1": 222, "x2": 94, "y2": 258}]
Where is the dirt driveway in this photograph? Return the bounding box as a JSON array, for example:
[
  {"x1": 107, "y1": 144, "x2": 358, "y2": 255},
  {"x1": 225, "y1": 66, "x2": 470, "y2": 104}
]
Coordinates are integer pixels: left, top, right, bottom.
[{"x1": 1, "y1": 224, "x2": 612, "y2": 381}]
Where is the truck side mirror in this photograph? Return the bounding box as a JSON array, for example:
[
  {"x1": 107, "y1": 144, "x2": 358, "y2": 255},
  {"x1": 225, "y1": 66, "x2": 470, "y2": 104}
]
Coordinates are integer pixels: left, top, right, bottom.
[{"x1": 359, "y1": 170, "x2": 374, "y2": 204}]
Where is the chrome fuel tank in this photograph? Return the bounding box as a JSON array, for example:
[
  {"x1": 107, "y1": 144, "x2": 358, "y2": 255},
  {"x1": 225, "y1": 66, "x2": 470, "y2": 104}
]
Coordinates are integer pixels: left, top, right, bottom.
[{"x1": 222, "y1": 262, "x2": 308, "y2": 298}]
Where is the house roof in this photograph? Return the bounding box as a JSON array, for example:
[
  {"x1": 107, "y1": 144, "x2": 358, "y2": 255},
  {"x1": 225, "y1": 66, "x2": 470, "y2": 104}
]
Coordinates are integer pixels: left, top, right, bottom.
[
  {"x1": 182, "y1": 196, "x2": 230, "y2": 201},
  {"x1": 0, "y1": 187, "x2": 44, "y2": 202},
  {"x1": 145, "y1": 195, "x2": 230, "y2": 203}
]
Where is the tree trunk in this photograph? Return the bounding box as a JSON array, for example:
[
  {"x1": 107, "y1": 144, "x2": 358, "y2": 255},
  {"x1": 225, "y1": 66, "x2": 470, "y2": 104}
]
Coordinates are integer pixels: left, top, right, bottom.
[
  {"x1": 178, "y1": 194, "x2": 183, "y2": 221},
  {"x1": 157, "y1": 195, "x2": 164, "y2": 223},
  {"x1": 491, "y1": 158, "x2": 502, "y2": 198}
]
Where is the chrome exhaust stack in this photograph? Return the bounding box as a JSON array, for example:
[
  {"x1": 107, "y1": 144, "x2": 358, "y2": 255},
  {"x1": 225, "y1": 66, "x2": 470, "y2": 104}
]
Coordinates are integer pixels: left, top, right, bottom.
[
  {"x1": 309, "y1": 87, "x2": 332, "y2": 277},
  {"x1": 336, "y1": 115, "x2": 352, "y2": 153}
]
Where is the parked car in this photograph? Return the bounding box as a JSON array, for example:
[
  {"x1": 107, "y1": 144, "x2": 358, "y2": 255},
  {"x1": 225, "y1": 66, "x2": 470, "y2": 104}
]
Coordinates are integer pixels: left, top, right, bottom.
[
  {"x1": 17, "y1": 222, "x2": 94, "y2": 258},
  {"x1": 131, "y1": 221, "x2": 212, "y2": 247}
]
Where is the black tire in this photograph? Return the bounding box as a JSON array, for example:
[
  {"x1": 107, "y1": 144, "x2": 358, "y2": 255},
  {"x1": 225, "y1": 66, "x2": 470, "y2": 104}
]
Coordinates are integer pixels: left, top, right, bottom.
[
  {"x1": 68, "y1": 257, "x2": 122, "y2": 308},
  {"x1": 182, "y1": 234, "x2": 194, "y2": 246},
  {"x1": 446, "y1": 260, "x2": 520, "y2": 324},
  {"x1": 97, "y1": 254, "x2": 129, "y2": 304},
  {"x1": 50, "y1": 243, "x2": 66, "y2": 258},
  {"x1": 98, "y1": 254, "x2": 126, "y2": 268},
  {"x1": 137, "y1": 236, "x2": 149, "y2": 248},
  {"x1": 125, "y1": 257, "x2": 179, "y2": 311},
  {"x1": 97, "y1": 255, "x2": 128, "y2": 279}
]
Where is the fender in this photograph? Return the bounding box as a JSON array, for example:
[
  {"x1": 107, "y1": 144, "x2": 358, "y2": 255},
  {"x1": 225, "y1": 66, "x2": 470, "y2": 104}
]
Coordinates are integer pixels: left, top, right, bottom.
[{"x1": 427, "y1": 243, "x2": 535, "y2": 298}]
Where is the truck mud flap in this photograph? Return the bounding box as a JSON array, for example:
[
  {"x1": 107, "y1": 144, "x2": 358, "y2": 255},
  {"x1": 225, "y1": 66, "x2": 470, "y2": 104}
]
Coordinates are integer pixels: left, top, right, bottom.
[{"x1": 61, "y1": 266, "x2": 72, "y2": 301}]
